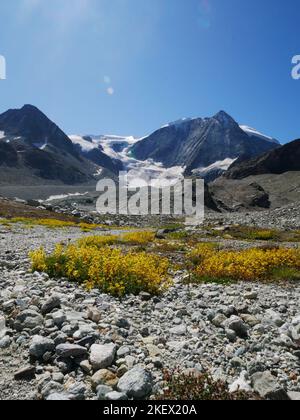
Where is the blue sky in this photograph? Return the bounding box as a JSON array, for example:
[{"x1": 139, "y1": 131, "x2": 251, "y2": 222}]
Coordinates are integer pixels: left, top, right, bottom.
[{"x1": 0, "y1": 0, "x2": 299, "y2": 142}]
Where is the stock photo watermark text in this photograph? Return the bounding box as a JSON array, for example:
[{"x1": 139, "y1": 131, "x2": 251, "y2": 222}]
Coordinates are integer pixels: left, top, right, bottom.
[
  {"x1": 292, "y1": 55, "x2": 300, "y2": 80},
  {"x1": 0, "y1": 55, "x2": 6, "y2": 80},
  {"x1": 96, "y1": 172, "x2": 205, "y2": 225}
]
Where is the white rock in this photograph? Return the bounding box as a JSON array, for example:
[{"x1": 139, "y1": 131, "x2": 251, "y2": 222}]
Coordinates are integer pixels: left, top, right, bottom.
[
  {"x1": 90, "y1": 343, "x2": 117, "y2": 370},
  {"x1": 0, "y1": 316, "x2": 6, "y2": 339},
  {"x1": 229, "y1": 371, "x2": 252, "y2": 393}
]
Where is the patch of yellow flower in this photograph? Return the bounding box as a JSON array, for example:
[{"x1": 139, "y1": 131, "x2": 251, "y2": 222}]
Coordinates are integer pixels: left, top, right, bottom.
[
  {"x1": 29, "y1": 236, "x2": 171, "y2": 297},
  {"x1": 0, "y1": 217, "x2": 105, "y2": 231},
  {"x1": 121, "y1": 231, "x2": 155, "y2": 245},
  {"x1": 77, "y1": 235, "x2": 119, "y2": 248},
  {"x1": 190, "y1": 244, "x2": 300, "y2": 282}
]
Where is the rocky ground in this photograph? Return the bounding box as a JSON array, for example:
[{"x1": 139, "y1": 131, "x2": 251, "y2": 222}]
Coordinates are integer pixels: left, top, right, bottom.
[
  {"x1": 0, "y1": 216, "x2": 300, "y2": 401},
  {"x1": 206, "y1": 201, "x2": 300, "y2": 230}
]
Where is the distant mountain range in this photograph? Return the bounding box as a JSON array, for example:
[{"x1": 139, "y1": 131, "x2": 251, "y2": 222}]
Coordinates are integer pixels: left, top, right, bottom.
[{"x1": 1, "y1": 104, "x2": 296, "y2": 194}]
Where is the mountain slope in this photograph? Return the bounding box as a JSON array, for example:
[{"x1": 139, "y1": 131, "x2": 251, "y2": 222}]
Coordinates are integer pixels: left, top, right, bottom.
[
  {"x1": 130, "y1": 112, "x2": 280, "y2": 180},
  {"x1": 0, "y1": 105, "x2": 76, "y2": 156},
  {"x1": 225, "y1": 139, "x2": 300, "y2": 179}
]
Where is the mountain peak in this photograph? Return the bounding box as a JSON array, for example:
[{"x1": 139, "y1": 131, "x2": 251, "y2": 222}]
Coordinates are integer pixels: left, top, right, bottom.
[
  {"x1": 20, "y1": 104, "x2": 42, "y2": 113},
  {"x1": 0, "y1": 104, "x2": 77, "y2": 157},
  {"x1": 213, "y1": 110, "x2": 236, "y2": 124}
]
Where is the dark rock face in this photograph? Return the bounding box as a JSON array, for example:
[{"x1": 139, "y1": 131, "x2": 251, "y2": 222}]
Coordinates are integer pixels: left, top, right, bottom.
[
  {"x1": 247, "y1": 183, "x2": 270, "y2": 209},
  {"x1": 131, "y1": 111, "x2": 279, "y2": 178},
  {"x1": 225, "y1": 139, "x2": 300, "y2": 179},
  {"x1": 0, "y1": 142, "x2": 18, "y2": 166}
]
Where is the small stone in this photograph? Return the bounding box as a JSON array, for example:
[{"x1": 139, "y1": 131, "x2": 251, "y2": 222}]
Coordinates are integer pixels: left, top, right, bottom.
[
  {"x1": 67, "y1": 382, "x2": 86, "y2": 400},
  {"x1": 117, "y1": 367, "x2": 153, "y2": 399},
  {"x1": 146, "y1": 344, "x2": 162, "y2": 358},
  {"x1": 225, "y1": 329, "x2": 237, "y2": 342},
  {"x1": 125, "y1": 355, "x2": 136, "y2": 369},
  {"x1": 73, "y1": 326, "x2": 98, "y2": 340},
  {"x1": 29, "y1": 336, "x2": 55, "y2": 359},
  {"x1": 0, "y1": 336, "x2": 11, "y2": 349},
  {"x1": 241, "y1": 314, "x2": 260, "y2": 327},
  {"x1": 290, "y1": 325, "x2": 300, "y2": 346},
  {"x1": 230, "y1": 357, "x2": 243, "y2": 368},
  {"x1": 155, "y1": 230, "x2": 167, "y2": 239},
  {"x1": 223, "y1": 316, "x2": 248, "y2": 339},
  {"x1": 115, "y1": 318, "x2": 131, "y2": 329},
  {"x1": 117, "y1": 365, "x2": 128, "y2": 376},
  {"x1": 153, "y1": 358, "x2": 163, "y2": 369},
  {"x1": 87, "y1": 307, "x2": 101, "y2": 323},
  {"x1": 117, "y1": 346, "x2": 131, "y2": 358},
  {"x1": 52, "y1": 373, "x2": 64, "y2": 384},
  {"x1": 229, "y1": 371, "x2": 252, "y2": 393},
  {"x1": 211, "y1": 314, "x2": 227, "y2": 328},
  {"x1": 288, "y1": 392, "x2": 300, "y2": 401},
  {"x1": 52, "y1": 311, "x2": 67, "y2": 328},
  {"x1": 15, "y1": 310, "x2": 44, "y2": 331},
  {"x1": 140, "y1": 327, "x2": 150, "y2": 338},
  {"x1": 139, "y1": 292, "x2": 152, "y2": 302},
  {"x1": 0, "y1": 316, "x2": 7, "y2": 339},
  {"x1": 47, "y1": 393, "x2": 71, "y2": 401},
  {"x1": 80, "y1": 360, "x2": 92, "y2": 374},
  {"x1": 90, "y1": 343, "x2": 117, "y2": 370},
  {"x1": 247, "y1": 361, "x2": 267, "y2": 376},
  {"x1": 97, "y1": 385, "x2": 113, "y2": 400},
  {"x1": 263, "y1": 310, "x2": 284, "y2": 328},
  {"x1": 41, "y1": 295, "x2": 61, "y2": 315},
  {"x1": 41, "y1": 381, "x2": 64, "y2": 398},
  {"x1": 14, "y1": 366, "x2": 36, "y2": 381},
  {"x1": 169, "y1": 324, "x2": 187, "y2": 336},
  {"x1": 244, "y1": 292, "x2": 258, "y2": 300},
  {"x1": 92, "y1": 369, "x2": 118, "y2": 389},
  {"x1": 106, "y1": 391, "x2": 128, "y2": 401},
  {"x1": 56, "y1": 343, "x2": 88, "y2": 359},
  {"x1": 251, "y1": 371, "x2": 289, "y2": 400}
]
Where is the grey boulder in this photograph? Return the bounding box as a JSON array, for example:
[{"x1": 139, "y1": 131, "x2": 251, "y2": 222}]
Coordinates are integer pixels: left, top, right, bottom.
[
  {"x1": 118, "y1": 367, "x2": 153, "y2": 399},
  {"x1": 56, "y1": 343, "x2": 88, "y2": 359},
  {"x1": 29, "y1": 335, "x2": 55, "y2": 359},
  {"x1": 251, "y1": 371, "x2": 289, "y2": 400}
]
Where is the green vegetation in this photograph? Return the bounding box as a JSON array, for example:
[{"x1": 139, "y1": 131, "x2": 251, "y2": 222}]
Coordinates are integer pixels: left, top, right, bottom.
[{"x1": 157, "y1": 370, "x2": 261, "y2": 400}]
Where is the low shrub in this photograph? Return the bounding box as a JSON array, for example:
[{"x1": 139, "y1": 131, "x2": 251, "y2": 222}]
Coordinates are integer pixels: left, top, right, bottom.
[
  {"x1": 121, "y1": 231, "x2": 156, "y2": 245},
  {"x1": 248, "y1": 229, "x2": 276, "y2": 241},
  {"x1": 29, "y1": 240, "x2": 171, "y2": 297},
  {"x1": 77, "y1": 235, "x2": 119, "y2": 248},
  {"x1": 156, "y1": 370, "x2": 261, "y2": 400},
  {"x1": 189, "y1": 245, "x2": 300, "y2": 283}
]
